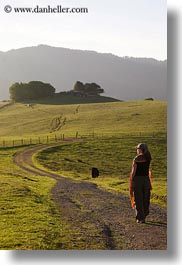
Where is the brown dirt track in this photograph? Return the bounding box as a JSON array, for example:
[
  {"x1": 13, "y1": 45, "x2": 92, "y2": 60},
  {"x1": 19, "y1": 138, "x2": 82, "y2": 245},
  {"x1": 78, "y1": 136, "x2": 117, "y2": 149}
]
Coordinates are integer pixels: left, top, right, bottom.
[{"x1": 13, "y1": 143, "x2": 167, "y2": 250}]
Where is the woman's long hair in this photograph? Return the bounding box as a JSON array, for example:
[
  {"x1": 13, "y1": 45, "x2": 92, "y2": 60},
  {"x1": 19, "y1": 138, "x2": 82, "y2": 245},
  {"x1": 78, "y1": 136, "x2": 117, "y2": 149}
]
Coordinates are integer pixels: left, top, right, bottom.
[
  {"x1": 137, "y1": 143, "x2": 152, "y2": 162},
  {"x1": 143, "y1": 149, "x2": 152, "y2": 162}
]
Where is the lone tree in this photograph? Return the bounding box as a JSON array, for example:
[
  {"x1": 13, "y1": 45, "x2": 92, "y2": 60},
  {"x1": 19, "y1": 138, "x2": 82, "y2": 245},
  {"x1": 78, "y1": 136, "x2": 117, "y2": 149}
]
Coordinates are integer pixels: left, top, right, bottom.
[
  {"x1": 73, "y1": 81, "x2": 104, "y2": 96},
  {"x1": 9, "y1": 81, "x2": 55, "y2": 102}
]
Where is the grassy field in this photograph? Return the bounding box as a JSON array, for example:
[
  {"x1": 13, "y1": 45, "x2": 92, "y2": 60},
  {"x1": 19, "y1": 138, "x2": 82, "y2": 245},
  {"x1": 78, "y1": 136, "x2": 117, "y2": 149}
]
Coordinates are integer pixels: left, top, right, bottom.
[
  {"x1": 0, "y1": 146, "x2": 75, "y2": 249},
  {"x1": 0, "y1": 99, "x2": 167, "y2": 249},
  {"x1": 0, "y1": 100, "x2": 166, "y2": 139},
  {"x1": 35, "y1": 136, "x2": 167, "y2": 207}
]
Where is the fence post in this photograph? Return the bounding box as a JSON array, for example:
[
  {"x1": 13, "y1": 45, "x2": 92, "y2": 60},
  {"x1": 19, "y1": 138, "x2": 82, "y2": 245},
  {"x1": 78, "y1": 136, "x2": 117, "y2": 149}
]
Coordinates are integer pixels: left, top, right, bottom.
[{"x1": 21, "y1": 139, "x2": 23, "y2": 145}]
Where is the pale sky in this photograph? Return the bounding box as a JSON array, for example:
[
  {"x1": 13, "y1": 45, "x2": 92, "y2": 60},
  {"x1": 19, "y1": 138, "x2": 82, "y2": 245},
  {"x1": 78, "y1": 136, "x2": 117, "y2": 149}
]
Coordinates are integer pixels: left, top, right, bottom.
[{"x1": 0, "y1": 0, "x2": 167, "y2": 60}]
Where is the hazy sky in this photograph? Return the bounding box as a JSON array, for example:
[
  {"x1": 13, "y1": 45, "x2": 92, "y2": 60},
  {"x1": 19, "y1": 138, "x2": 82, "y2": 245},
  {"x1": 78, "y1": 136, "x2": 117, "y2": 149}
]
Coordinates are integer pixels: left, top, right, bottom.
[{"x1": 0, "y1": 0, "x2": 167, "y2": 60}]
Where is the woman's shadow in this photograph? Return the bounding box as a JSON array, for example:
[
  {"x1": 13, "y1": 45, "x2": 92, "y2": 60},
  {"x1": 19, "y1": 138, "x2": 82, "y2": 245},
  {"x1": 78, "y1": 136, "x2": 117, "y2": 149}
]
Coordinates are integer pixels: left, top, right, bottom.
[{"x1": 145, "y1": 221, "x2": 167, "y2": 228}]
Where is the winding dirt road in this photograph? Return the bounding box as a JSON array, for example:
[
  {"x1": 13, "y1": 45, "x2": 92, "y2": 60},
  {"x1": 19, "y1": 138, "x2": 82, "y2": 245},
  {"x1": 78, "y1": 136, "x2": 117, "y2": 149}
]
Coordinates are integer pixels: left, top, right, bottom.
[{"x1": 13, "y1": 143, "x2": 167, "y2": 250}]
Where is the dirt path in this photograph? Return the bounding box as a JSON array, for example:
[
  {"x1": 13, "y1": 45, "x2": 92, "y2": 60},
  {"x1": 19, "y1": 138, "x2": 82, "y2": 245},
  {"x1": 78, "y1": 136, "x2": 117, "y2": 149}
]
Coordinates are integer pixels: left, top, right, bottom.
[{"x1": 13, "y1": 143, "x2": 167, "y2": 250}]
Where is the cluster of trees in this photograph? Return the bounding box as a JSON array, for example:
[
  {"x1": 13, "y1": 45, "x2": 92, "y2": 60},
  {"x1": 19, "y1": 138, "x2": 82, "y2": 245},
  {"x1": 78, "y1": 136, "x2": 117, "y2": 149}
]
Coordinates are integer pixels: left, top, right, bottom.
[
  {"x1": 9, "y1": 81, "x2": 55, "y2": 102},
  {"x1": 73, "y1": 81, "x2": 104, "y2": 96},
  {"x1": 9, "y1": 80, "x2": 104, "y2": 102}
]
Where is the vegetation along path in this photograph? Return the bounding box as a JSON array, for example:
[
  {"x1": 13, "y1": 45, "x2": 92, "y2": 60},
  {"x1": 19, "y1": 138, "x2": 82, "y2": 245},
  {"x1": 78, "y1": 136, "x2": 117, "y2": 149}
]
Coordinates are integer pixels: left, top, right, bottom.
[{"x1": 13, "y1": 142, "x2": 167, "y2": 250}]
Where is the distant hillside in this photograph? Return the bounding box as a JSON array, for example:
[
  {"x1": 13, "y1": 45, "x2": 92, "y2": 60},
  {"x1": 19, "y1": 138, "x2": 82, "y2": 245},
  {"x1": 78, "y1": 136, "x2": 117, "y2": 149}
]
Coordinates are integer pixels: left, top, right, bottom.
[
  {"x1": 27, "y1": 93, "x2": 120, "y2": 105},
  {"x1": 0, "y1": 45, "x2": 167, "y2": 101}
]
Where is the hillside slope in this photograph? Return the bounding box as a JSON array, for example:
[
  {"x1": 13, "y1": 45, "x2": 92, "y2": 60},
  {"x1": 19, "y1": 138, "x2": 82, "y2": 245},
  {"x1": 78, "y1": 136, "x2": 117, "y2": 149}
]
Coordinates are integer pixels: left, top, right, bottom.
[
  {"x1": 0, "y1": 100, "x2": 167, "y2": 139},
  {"x1": 0, "y1": 45, "x2": 166, "y2": 101}
]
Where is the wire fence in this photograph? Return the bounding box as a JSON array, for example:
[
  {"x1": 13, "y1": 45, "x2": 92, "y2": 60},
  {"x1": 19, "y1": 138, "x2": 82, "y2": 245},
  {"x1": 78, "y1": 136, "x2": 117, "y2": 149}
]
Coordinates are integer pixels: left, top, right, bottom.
[
  {"x1": 0, "y1": 131, "x2": 167, "y2": 149},
  {"x1": 0, "y1": 134, "x2": 65, "y2": 148}
]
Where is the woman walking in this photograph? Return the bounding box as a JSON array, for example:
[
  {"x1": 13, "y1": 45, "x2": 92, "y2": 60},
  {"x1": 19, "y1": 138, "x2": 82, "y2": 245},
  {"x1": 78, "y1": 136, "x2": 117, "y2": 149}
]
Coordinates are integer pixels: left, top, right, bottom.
[{"x1": 129, "y1": 143, "x2": 152, "y2": 223}]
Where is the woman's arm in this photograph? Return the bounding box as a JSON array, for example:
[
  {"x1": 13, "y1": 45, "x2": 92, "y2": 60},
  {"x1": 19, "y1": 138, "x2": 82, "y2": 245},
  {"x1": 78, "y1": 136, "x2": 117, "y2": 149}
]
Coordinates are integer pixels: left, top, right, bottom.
[
  {"x1": 129, "y1": 160, "x2": 137, "y2": 190},
  {"x1": 149, "y1": 170, "x2": 153, "y2": 190},
  {"x1": 129, "y1": 160, "x2": 137, "y2": 208},
  {"x1": 130, "y1": 160, "x2": 137, "y2": 181}
]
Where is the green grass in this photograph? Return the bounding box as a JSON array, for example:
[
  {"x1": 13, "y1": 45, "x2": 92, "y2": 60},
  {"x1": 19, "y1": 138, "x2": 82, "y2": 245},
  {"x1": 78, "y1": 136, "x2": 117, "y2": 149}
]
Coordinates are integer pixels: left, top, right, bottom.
[
  {"x1": 0, "y1": 147, "x2": 73, "y2": 249},
  {"x1": 0, "y1": 99, "x2": 167, "y2": 249},
  {"x1": 35, "y1": 136, "x2": 167, "y2": 207},
  {"x1": 0, "y1": 100, "x2": 166, "y2": 139}
]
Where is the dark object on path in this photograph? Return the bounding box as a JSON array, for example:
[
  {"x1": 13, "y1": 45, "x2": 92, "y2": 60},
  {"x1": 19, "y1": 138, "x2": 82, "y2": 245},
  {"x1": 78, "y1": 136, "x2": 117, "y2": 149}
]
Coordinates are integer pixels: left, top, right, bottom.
[{"x1": 92, "y1": 167, "x2": 99, "y2": 178}]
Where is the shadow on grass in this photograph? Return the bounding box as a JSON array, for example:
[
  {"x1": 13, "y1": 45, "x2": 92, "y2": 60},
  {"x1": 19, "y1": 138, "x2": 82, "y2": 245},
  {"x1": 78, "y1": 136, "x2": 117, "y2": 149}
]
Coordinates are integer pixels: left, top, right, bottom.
[
  {"x1": 102, "y1": 223, "x2": 116, "y2": 250},
  {"x1": 23, "y1": 94, "x2": 120, "y2": 105},
  {"x1": 145, "y1": 221, "x2": 167, "y2": 228}
]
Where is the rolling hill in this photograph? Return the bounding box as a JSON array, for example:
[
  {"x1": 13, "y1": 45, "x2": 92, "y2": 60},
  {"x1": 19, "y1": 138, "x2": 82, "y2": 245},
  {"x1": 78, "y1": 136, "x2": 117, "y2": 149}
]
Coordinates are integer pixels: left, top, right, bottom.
[
  {"x1": 0, "y1": 45, "x2": 167, "y2": 101},
  {"x1": 0, "y1": 100, "x2": 167, "y2": 140}
]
